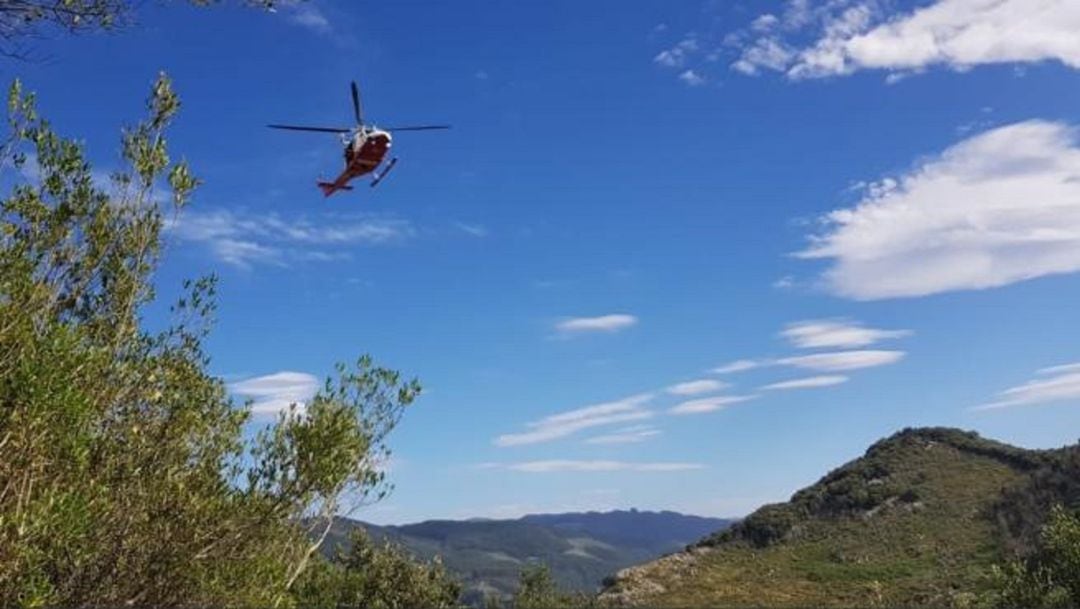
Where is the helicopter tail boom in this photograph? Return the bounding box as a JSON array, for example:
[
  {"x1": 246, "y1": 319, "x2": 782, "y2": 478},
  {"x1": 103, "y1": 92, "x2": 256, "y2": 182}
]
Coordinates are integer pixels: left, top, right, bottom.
[{"x1": 317, "y1": 181, "x2": 353, "y2": 197}]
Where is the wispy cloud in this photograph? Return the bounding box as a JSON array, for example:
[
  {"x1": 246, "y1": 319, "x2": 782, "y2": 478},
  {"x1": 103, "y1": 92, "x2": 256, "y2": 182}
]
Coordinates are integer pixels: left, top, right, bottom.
[
  {"x1": 288, "y1": 3, "x2": 332, "y2": 35},
  {"x1": 777, "y1": 350, "x2": 905, "y2": 372},
  {"x1": 729, "y1": 0, "x2": 1080, "y2": 80},
  {"x1": 585, "y1": 425, "x2": 661, "y2": 445},
  {"x1": 669, "y1": 395, "x2": 757, "y2": 416},
  {"x1": 781, "y1": 319, "x2": 910, "y2": 349},
  {"x1": 1039, "y1": 362, "x2": 1080, "y2": 376},
  {"x1": 712, "y1": 359, "x2": 763, "y2": 375},
  {"x1": 797, "y1": 121, "x2": 1080, "y2": 300},
  {"x1": 453, "y1": 221, "x2": 489, "y2": 238},
  {"x1": 554, "y1": 314, "x2": 638, "y2": 336},
  {"x1": 667, "y1": 379, "x2": 728, "y2": 396},
  {"x1": 167, "y1": 209, "x2": 413, "y2": 269},
  {"x1": 229, "y1": 371, "x2": 319, "y2": 416},
  {"x1": 762, "y1": 375, "x2": 849, "y2": 391},
  {"x1": 973, "y1": 362, "x2": 1080, "y2": 411},
  {"x1": 494, "y1": 394, "x2": 654, "y2": 447},
  {"x1": 493, "y1": 460, "x2": 705, "y2": 473}
]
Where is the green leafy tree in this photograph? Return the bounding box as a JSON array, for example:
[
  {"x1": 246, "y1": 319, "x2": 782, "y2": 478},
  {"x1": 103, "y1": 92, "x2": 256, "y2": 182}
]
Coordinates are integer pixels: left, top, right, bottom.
[
  {"x1": 0, "y1": 0, "x2": 295, "y2": 58},
  {"x1": 507, "y1": 564, "x2": 598, "y2": 609},
  {"x1": 0, "y1": 75, "x2": 418, "y2": 607},
  {"x1": 293, "y1": 528, "x2": 462, "y2": 609},
  {"x1": 990, "y1": 505, "x2": 1080, "y2": 608}
]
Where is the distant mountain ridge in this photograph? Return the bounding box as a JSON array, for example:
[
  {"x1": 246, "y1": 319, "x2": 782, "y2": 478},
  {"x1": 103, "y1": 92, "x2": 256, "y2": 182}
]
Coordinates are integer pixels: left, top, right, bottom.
[
  {"x1": 600, "y1": 427, "x2": 1080, "y2": 608},
  {"x1": 324, "y1": 509, "x2": 733, "y2": 605}
]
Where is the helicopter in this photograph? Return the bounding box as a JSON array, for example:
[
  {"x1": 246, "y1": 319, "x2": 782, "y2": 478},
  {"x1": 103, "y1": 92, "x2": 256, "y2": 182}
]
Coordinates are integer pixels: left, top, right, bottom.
[{"x1": 268, "y1": 81, "x2": 450, "y2": 196}]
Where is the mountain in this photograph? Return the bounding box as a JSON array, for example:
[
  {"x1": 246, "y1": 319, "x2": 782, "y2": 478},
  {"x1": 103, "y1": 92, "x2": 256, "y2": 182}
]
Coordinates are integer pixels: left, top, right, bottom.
[
  {"x1": 322, "y1": 510, "x2": 733, "y2": 605},
  {"x1": 600, "y1": 427, "x2": 1080, "y2": 608}
]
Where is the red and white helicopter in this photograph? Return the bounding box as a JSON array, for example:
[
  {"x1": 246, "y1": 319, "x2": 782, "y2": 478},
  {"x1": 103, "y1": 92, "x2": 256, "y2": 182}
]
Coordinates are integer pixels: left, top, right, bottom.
[{"x1": 269, "y1": 81, "x2": 450, "y2": 197}]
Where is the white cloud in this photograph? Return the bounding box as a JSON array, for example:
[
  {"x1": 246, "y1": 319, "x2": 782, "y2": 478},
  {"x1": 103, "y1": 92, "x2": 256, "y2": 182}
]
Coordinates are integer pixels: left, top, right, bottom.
[
  {"x1": 494, "y1": 394, "x2": 654, "y2": 447},
  {"x1": 798, "y1": 121, "x2": 1080, "y2": 300},
  {"x1": 1039, "y1": 362, "x2": 1080, "y2": 375},
  {"x1": 974, "y1": 365, "x2": 1080, "y2": 410},
  {"x1": 554, "y1": 314, "x2": 638, "y2": 336},
  {"x1": 289, "y1": 4, "x2": 332, "y2": 35},
  {"x1": 732, "y1": 0, "x2": 1080, "y2": 80},
  {"x1": 678, "y1": 69, "x2": 707, "y2": 86},
  {"x1": 712, "y1": 359, "x2": 762, "y2": 374},
  {"x1": 762, "y1": 375, "x2": 849, "y2": 390},
  {"x1": 654, "y1": 36, "x2": 700, "y2": 68},
  {"x1": 669, "y1": 395, "x2": 757, "y2": 415},
  {"x1": 732, "y1": 37, "x2": 795, "y2": 75},
  {"x1": 752, "y1": 14, "x2": 780, "y2": 32},
  {"x1": 500, "y1": 460, "x2": 704, "y2": 473},
  {"x1": 585, "y1": 425, "x2": 661, "y2": 445},
  {"x1": 667, "y1": 379, "x2": 728, "y2": 396},
  {"x1": 167, "y1": 209, "x2": 412, "y2": 269},
  {"x1": 778, "y1": 350, "x2": 904, "y2": 372},
  {"x1": 229, "y1": 371, "x2": 319, "y2": 416},
  {"x1": 781, "y1": 319, "x2": 910, "y2": 349}
]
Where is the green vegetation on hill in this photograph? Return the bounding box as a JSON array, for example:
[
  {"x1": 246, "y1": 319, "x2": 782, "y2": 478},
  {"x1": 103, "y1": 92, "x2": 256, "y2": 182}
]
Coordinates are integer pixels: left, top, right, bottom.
[{"x1": 600, "y1": 427, "x2": 1080, "y2": 608}]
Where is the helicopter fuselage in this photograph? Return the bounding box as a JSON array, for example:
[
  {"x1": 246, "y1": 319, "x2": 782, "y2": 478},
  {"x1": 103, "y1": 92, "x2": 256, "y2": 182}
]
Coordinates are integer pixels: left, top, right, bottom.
[
  {"x1": 317, "y1": 128, "x2": 394, "y2": 196},
  {"x1": 345, "y1": 128, "x2": 392, "y2": 172}
]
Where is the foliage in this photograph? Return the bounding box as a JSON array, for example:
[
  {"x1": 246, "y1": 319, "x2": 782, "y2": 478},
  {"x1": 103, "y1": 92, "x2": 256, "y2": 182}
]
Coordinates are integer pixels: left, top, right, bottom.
[
  {"x1": 0, "y1": 76, "x2": 418, "y2": 607},
  {"x1": 0, "y1": 0, "x2": 294, "y2": 58},
  {"x1": 988, "y1": 505, "x2": 1080, "y2": 609},
  {"x1": 992, "y1": 444, "x2": 1080, "y2": 555},
  {"x1": 293, "y1": 528, "x2": 462, "y2": 609},
  {"x1": 501, "y1": 564, "x2": 597, "y2": 609}
]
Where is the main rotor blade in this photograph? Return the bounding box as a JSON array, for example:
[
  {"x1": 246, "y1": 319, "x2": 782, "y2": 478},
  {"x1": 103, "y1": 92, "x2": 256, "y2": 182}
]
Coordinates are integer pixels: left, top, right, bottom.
[
  {"x1": 267, "y1": 124, "x2": 351, "y2": 133},
  {"x1": 385, "y1": 125, "x2": 452, "y2": 132},
  {"x1": 351, "y1": 81, "x2": 364, "y2": 125}
]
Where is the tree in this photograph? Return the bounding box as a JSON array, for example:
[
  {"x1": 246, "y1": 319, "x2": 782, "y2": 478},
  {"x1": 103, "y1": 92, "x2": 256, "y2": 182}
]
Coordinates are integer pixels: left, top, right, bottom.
[
  {"x1": 0, "y1": 0, "x2": 291, "y2": 58},
  {"x1": 292, "y1": 528, "x2": 462, "y2": 609},
  {"x1": 0, "y1": 74, "x2": 418, "y2": 607},
  {"x1": 990, "y1": 505, "x2": 1080, "y2": 608},
  {"x1": 506, "y1": 564, "x2": 598, "y2": 609}
]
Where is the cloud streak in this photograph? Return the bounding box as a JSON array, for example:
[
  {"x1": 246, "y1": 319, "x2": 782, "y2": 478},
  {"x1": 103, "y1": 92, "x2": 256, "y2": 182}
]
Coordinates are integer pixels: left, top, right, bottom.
[
  {"x1": 229, "y1": 371, "x2": 319, "y2": 416},
  {"x1": 781, "y1": 319, "x2": 910, "y2": 349},
  {"x1": 585, "y1": 425, "x2": 662, "y2": 445},
  {"x1": 777, "y1": 350, "x2": 905, "y2": 372},
  {"x1": 667, "y1": 379, "x2": 728, "y2": 396},
  {"x1": 974, "y1": 363, "x2": 1080, "y2": 411},
  {"x1": 495, "y1": 460, "x2": 705, "y2": 473},
  {"x1": 669, "y1": 395, "x2": 757, "y2": 415},
  {"x1": 554, "y1": 314, "x2": 638, "y2": 336},
  {"x1": 762, "y1": 375, "x2": 849, "y2": 391},
  {"x1": 494, "y1": 394, "x2": 654, "y2": 447}
]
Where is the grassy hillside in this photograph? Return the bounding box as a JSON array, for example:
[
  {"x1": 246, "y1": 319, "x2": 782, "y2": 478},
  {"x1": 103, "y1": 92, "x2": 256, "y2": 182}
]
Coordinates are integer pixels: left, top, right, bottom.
[
  {"x1": 600, "y1": 428, "x2": 1079, "y2": 608},
  {"x1": 322, "y1": 510, "x2": 732, "y2": 605}
]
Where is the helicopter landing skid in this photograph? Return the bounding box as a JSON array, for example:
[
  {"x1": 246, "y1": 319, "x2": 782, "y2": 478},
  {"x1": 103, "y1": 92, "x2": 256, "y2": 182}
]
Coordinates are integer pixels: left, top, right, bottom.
[{"x1": 371, "y1": 157, "x2": 398, "y2": 188}]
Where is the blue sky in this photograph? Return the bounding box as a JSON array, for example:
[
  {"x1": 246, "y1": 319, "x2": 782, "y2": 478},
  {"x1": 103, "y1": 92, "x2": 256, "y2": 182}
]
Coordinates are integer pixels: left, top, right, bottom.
[{"x1": 10, "y1": 0, "x2": 1080, "y2": 524}]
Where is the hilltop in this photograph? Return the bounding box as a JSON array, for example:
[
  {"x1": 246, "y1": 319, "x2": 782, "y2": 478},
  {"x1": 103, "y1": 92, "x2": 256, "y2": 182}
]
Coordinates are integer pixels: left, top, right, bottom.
[
  {"x1": 322, "y1": 510, "x2": 732, "y2": 605},
  {"x1": 600, "y1": 427, "x2": 1080, "y2": 608}
]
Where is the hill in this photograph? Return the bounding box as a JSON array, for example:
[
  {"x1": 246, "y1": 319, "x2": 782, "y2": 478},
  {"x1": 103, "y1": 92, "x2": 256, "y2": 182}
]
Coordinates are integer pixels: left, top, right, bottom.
[
  {"x1": 323, "y1": 510, "x2": 732, "y2": 605},
  {"x1": 600, "y1": 427, "x2": 1080, "y2": 608}
]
